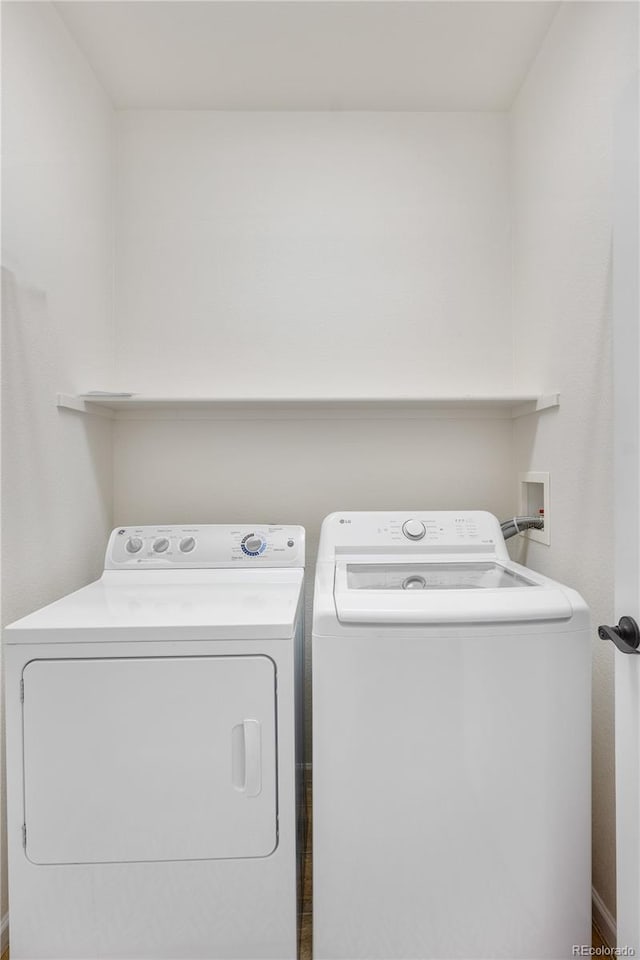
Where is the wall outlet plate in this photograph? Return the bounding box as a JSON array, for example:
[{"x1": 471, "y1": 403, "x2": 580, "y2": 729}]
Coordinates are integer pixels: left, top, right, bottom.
[{"x1": 518, "y1": 471, "x2": 549, "y2": 545}]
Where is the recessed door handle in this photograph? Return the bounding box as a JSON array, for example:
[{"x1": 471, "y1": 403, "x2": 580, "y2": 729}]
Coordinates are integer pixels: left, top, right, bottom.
[
  {"x1": 232, "y1": 720, "x2": 262, "y2": 797},
  {"x1": 598, "y1": 616, "x2": 640, "y2": 655}
]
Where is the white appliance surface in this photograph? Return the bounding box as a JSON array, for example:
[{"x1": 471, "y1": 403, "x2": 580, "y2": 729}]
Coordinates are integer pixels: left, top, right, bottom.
[
  {"x1": 312, "y1": 511, "x2": 591, "y2": 960},
  {"x1": 9, "y1": 568, "x2": 304, "y2": 641},
  {"x1": 5, "y1": 523, "x2": 305, "y2": 960}
]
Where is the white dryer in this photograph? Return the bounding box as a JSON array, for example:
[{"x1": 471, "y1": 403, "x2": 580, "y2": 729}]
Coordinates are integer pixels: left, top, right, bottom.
[
  {"x1": 312, "y1": 511, "x2": 591, "y2": 960},
  {"x1": 5, "y1": 523, "x2": 305, "y2": 960}
]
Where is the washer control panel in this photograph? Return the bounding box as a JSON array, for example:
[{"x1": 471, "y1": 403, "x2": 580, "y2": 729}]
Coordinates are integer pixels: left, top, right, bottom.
[
  {"x1": 318, "y1": 511, "x2": 507, "y2": 561},
  {"x1": 106, "y1": 524, "x2": 305, "y2": 568}
]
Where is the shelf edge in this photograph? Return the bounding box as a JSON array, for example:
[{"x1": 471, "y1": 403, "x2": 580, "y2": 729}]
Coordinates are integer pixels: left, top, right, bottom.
[{"x1": 57, "y1": 393, "x2": 561, "y2": 421}]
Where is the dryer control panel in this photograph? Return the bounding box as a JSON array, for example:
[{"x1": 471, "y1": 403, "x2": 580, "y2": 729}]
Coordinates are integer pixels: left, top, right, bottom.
[
  {"x1": 105, "y1": 524, "x2": 305, "y2": 569},
  {"x1": 317, "y1": 512, "x2": 508, "y2": 561}
]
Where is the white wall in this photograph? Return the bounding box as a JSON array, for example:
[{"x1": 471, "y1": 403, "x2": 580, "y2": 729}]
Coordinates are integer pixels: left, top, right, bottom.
[
  {"x1": 510, "y1": 0, "x2": 639, "y2": 926},
  {"x1": 1, "y1": 1, "x2": 115, "y2": 928},
  {"x1": 115, "y1": 111, "x2": 512, "y2": 396}
]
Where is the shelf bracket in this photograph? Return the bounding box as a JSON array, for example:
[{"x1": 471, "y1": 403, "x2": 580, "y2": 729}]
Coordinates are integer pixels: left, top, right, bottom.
[
  {"x1": 56, "y1": 394, "x2": 116, "y2": 419},
  {"x1": 511, "y1": 393, "x2": 560, "y2": 419}
]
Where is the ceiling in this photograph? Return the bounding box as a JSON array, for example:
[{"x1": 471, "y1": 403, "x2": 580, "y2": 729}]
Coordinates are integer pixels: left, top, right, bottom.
[{"x1": 55, "y1": 1, "x2": 560, "y2": 111}]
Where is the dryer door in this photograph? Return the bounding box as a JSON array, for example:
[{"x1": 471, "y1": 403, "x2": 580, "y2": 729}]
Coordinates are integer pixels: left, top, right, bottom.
[{"x1": 22, "y1": 655, "x2": 277, "y2": 864}]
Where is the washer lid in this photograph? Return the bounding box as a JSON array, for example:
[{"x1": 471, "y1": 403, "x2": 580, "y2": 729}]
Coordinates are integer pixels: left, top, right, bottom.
[{"x1": 333, "y1": 560, "x2": 573, "y2": 623}]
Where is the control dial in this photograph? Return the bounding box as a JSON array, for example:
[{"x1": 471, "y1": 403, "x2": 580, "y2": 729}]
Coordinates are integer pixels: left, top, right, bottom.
[
  {"x1": 179, "y1": 537, "x2": 196, "y2": 553},
  {"x1": 241, "y1": 533, "x2": 267, "y2": 556},
  {"x1": 152, "y1": 537, "x2": 170, "y2": 553},
  {"x1": 125, "y1": 537, "x2": 143, "y2": 554},
  {"x1": 402, "y1": 519, "x2": 426, "y2": 541}
]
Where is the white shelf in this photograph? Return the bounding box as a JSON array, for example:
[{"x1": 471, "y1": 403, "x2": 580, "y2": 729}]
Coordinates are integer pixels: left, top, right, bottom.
[{"x1": 57, "y1": 393, "x2": 560, "y2": 421}]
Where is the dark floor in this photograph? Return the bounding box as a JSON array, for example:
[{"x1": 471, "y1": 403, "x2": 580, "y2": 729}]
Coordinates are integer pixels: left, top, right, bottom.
[{"x1": 301, "y1": 775, "x2": 313, "y2": 958}]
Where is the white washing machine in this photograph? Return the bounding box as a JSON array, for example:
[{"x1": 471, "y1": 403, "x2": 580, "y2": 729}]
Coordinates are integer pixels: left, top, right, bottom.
[
  {"x1": 4, "y1": 523, "x2": 305, "y2": 960},
  {"x1": 312, "y1": 511, "x2": 591, "y2": 960}
]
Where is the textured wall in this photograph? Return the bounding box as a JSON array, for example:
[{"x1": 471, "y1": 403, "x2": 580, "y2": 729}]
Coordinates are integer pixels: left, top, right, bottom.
[
  {"x1": 1, "y1": 1, "x2": 116, "y2": 927},
  {"x1": 510, "y1": 0, "x2": 639, "y2": 922}
]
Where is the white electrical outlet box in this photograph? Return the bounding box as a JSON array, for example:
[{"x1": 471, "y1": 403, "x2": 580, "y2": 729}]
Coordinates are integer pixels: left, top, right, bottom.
[{"x1": 518, "y1": 471, "x2": 550, "y2": 545}]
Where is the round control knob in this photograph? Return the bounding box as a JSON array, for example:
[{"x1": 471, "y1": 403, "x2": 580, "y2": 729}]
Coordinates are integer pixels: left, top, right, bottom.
[
  {"x1": 245, "y1": 536, "x2": 264, "y2": 553},
  {"x1": 152, "y1": 537, "x2": 170, "y2": 553},
  {"x1": 179, "y1": 537, "x2": 196, "y2": 553},
  {"x1": 126, "y1": 537, "x2": 143, "y2": 554},
  {"x1": 402, "y1": 519, "x2": 426, "y2": 541}
]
